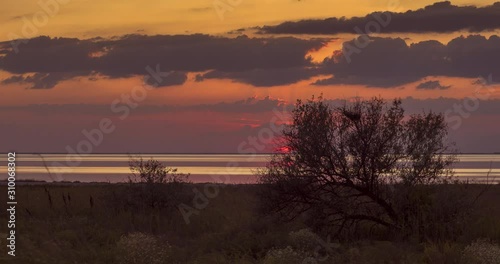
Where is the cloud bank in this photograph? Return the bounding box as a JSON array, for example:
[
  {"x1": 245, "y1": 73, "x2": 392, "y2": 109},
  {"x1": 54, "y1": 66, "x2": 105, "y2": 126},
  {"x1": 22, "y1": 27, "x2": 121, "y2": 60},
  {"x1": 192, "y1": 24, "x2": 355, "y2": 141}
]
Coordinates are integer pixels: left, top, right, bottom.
[
  {"x1": 260, "y1": 1, "x2": 500, "y2": 35},
  {"x1": 1, "y1": 34, "x2": 499, "y2": 88}
]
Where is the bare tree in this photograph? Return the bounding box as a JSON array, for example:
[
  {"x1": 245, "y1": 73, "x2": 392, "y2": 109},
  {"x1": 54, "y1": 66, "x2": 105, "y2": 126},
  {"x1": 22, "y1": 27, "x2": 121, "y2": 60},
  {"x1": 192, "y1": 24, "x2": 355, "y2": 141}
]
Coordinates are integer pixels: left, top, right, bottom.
[
  {"x1": 126, "y1": 157, "x2": 189, "y2": 210},
  {"x1": 129, "y1": 157, "x2": 188, "y2": 184},
  {"x1": 104, "y1": 157, "x2": 190, "y2": 233},
  {"x1": 259, "y1": 96, "x2": 457, "y2": 238}
]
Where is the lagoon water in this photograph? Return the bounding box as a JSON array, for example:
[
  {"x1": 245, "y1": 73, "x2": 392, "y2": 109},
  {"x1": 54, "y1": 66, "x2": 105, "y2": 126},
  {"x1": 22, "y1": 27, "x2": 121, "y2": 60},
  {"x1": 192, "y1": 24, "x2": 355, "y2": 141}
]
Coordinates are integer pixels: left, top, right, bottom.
[{"x1": 1, "y1": 154, "x2": 500, "y2": 183}]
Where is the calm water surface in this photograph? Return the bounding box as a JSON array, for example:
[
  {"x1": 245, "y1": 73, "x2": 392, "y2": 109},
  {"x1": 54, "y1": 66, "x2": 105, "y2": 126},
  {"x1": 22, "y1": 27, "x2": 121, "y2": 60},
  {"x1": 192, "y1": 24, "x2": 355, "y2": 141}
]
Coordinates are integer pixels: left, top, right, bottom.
[{"x1": 1, "y1": 154, "x2": 499, "y2": 183}]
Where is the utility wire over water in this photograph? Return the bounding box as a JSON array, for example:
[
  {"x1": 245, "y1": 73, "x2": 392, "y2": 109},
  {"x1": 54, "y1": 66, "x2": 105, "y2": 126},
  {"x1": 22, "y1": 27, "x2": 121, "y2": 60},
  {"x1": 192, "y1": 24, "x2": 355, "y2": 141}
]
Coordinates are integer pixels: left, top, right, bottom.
[{"x1": 1, "y1": 154, "x2": 499, "y2": 183}]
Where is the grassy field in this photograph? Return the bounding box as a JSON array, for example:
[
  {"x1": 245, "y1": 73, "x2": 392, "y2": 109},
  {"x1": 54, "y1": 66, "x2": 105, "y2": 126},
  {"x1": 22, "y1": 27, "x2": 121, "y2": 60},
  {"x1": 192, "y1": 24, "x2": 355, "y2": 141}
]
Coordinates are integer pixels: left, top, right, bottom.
[{"x1": 0, "y1": 183, "x2": 499, "y2": 263}]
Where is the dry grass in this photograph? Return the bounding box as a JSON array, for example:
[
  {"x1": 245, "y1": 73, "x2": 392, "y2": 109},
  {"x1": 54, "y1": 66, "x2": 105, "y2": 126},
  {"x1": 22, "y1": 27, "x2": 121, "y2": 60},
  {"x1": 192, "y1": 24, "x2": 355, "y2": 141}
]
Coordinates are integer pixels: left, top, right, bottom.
[{"x1": 0, "y1": 183, "x2": 499, "y2": 263}]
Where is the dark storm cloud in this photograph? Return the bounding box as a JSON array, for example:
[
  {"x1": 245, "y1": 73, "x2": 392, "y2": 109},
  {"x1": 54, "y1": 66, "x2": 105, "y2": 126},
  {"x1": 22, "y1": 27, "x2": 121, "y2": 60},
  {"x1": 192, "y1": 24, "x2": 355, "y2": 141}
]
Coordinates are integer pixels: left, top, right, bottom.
[
  {"x1": 1, "y1": 34, "x2": 500, "y2": 89},
  {"x1": 259, "y1": 1, "x2": 500, "y2": 35},
  {"x1": 0, "y1": 37, "x2": 97, "y2": 74},
  {"x1": 94, "y1": 34, "x2": 324, "y2": 75},
  {"x1": 1, "y1": 72, "x2": 85, "y2": 89},
  {"x1": 1, "y1": 75, "x2": 24, "y2": 85},
  {"x1": 416, "y1": 80, "x2": 451, "y2": 90},
  {"x1": 0, "y1": 34, "x2": 325, "y2": 88},
  {"x1": 314, "y1": 35, "x2": 500, "y2": 87},
  {"x1": 150, "y1": 71, "x2": 188, "y2": 87},
  {"x1": 196, "y1": 67, "x2": 320, "y2": 87}
]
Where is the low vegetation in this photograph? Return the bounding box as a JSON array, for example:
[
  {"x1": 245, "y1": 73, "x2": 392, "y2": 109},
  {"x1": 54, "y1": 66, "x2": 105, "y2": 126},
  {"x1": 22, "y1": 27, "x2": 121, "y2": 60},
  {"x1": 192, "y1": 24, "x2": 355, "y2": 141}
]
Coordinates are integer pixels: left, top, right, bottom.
[{"x1": 0, "y1": 183, "x2": 499, "y2": 263}]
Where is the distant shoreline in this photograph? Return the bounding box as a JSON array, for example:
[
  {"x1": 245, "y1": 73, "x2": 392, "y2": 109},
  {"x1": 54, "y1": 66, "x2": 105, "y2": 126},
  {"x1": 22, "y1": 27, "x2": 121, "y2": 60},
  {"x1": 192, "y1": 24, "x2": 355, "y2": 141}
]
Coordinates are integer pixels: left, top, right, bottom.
[
  {"x1": 8, "y1": 152, "x2": 500, "y2": 155},
  {"x1": 1, "y1": 179, "x2": 498, "y2": 186}
]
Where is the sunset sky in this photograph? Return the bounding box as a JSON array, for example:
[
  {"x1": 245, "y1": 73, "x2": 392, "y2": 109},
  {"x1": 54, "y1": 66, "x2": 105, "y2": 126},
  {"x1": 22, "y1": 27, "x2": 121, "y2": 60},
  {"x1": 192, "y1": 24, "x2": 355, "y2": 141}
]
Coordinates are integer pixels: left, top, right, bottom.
[{"x1": 1, "y1": 0, "x2": 499, "y2": 153}]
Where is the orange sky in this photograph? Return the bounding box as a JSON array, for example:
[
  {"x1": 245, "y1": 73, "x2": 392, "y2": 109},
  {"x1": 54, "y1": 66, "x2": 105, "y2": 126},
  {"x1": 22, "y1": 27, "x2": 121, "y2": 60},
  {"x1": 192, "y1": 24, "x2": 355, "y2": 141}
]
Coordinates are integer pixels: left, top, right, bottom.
[
  {"x1": 1, "y1": 0, "x2": 498, "y2": 106},
  {"x1": 0, "y1": 0, "x2": 495, "y2": 40},
  {"x1": 1, "y1": 70, "x2": 499, "y2": 108}
]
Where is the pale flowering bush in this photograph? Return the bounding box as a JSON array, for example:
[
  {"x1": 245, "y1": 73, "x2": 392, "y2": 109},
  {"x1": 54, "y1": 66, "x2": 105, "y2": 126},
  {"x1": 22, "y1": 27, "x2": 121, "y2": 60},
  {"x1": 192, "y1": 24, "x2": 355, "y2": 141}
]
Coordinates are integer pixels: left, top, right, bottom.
[
  {"x1": 288, "y1": 229, "x2": 323, "y2": 252},
  {"x1": 262, "y1": 246, "x2": 312, "y2": 264},
  {"x1": 262, "y1": 229, "x2": 336, "y2": 264},
  {"x1": 116, "y1": 232, "x2": 171, "y2": 264},
  {"x1": 461, "y1": 239, "x2": 500, "y2": 264}
]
